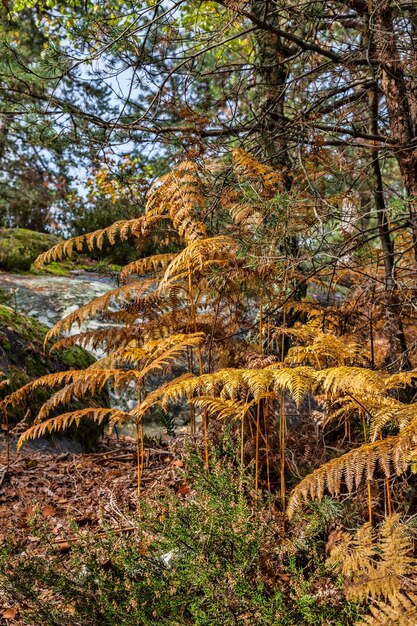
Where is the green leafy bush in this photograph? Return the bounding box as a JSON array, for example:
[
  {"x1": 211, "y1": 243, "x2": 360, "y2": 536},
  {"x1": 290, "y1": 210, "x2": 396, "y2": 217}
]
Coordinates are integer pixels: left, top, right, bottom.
[{"x1": 0, "y1": 445, "x2": 364, "y2": 625}]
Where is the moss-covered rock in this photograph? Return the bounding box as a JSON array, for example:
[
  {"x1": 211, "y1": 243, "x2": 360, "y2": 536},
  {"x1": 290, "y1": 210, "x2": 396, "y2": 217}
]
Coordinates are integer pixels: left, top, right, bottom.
[
  {"x1": 0, "y1": 305, "x2": 107, "y2": 450},
  {"x1": 0, "y1": 228, "x2": 60, "y2": 272}
]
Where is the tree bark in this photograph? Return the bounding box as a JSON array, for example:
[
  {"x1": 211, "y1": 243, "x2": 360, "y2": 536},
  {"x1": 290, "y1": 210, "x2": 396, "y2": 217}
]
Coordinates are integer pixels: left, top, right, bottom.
[{"x1": 373, "y1": 0, "x2": 417, "y2": 263}]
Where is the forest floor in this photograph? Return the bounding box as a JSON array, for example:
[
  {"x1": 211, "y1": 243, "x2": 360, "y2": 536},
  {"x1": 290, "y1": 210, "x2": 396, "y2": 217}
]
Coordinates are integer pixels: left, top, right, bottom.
[{"x1": 0, "y1": 434, "x2": 186, "y2": 546}]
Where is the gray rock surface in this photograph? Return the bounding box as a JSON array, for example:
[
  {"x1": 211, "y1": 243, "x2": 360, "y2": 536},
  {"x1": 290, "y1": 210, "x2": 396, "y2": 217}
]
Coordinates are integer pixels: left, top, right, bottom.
[{"x1": 0, "y1": 272, "x2": 183, "y2": 439}]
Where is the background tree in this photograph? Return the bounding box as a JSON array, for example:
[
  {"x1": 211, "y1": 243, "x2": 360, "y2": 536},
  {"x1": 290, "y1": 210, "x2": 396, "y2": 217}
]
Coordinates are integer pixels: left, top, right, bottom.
[{"x1": 1, "y1": 0, "x2": 417, "y2": 364}]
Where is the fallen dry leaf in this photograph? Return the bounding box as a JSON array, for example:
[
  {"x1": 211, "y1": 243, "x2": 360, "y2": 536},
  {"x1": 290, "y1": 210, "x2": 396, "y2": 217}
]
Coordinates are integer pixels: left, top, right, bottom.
[
  {"x1": 2, "y1": 607, "x2": 17, "y2": 620},
  {"x1": 56, "y1": 541, "x2": 71, "y2": 553},
  {"x1": 42, "y1": 505, "x2": 56, "y2": 518}
]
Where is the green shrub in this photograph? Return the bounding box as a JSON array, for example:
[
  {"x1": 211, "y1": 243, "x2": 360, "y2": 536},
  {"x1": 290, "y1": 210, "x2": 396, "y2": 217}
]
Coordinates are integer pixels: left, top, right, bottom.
[{"x1": 0, "y1": 445, "x2": 364, "y2": 625}]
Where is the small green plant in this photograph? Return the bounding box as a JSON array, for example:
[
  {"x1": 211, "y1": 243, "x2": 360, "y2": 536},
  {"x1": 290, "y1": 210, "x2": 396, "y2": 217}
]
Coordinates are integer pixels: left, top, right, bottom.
[{"x1": 154, "y1": 405, "x2": 176, "y2": 437}]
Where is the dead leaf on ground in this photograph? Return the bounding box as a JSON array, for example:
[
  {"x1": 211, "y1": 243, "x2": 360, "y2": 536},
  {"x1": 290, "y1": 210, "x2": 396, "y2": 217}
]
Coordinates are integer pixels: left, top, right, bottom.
[
  {"x1": 2, "y1": 607, "x2": 17, "y2": 619},
  {"x1": 42, "y1": 505, "x2": 56, "y2": 518}
]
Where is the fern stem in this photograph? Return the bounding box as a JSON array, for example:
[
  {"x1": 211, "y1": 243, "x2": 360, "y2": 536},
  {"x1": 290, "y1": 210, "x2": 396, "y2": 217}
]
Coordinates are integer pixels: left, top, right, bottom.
[
  {"x1": 380, "y1": 433, "x2": 393, "y2": 517},
  {"x1": 186, "y1": 347, "x2": 195, "y2": 434},
  {"x1": 189, "y1": 268, "x2": 209, "y2": 467},
  {"x1": 361, "y1": 409, "x2": 373, "y2": 525},
  {"x1": 279, "y1": 392, "x2": 286, "y2": 509},
  {"x1": 241, "y1": 411, "x2": 245, "y2": 468},
  {"x1": 254, "y1": 294, "x2": 264, "y2": 494},
  {"x1": 259, "y1": 293, "x2": 263, "y2": 353},
  {"x1": 367, "y1": 480, "x2": 373, "y2": 526},
  {"x1": 264, "y1": 397, "x2": 271, "y2": 492},
  {"x1": 385, "y1": 476, "x2": 393, "y2": 518},
  {"x1": 255, "y1": 399, "x2": 261, "y2": 494},
  {"x1": 266, "y1": 300, "x2": 271, "y2": 356},
  {"x1": 281, "y1": 273, "x2": 287, "y2": 362},
  {"x1": 135, "y1": 417, "x2": 143, "y2": 525}
]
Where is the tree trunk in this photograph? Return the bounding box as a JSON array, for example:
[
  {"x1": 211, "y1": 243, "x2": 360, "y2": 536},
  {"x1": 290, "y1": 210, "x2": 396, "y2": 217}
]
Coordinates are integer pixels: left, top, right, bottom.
[{"x1": 374, "y1": 0, "x2": 417, "y2": 263}]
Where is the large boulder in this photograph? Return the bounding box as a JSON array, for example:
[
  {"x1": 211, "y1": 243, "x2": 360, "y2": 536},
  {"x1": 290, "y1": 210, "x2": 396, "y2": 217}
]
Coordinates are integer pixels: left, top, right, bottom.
[
  {"x1": 0, "y1": 228, "x2": 60, "y2": 272},
  {"x1": 0, "y1": 305, "x2": 107, "y2": 451}
]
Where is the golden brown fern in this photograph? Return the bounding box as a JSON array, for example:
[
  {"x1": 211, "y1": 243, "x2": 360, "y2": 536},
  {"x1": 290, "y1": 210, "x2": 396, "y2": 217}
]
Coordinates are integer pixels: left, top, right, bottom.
[
  {"x1": 17, "y1": 408, "x2": 131, "y2": 448},
  {"x1": 226, "y1": 198, "x2": 263, "y2": 229},
  {"x1": 115, "y1": 332, "x2": 205, "y2": 366},
  {"x1": 35, "y1": 218, "x2": 145, "y2": 267},
  {"x1": 50, "y1": 327, "x2": 134, "y2": 353},
  {"x1": 145, "y1": 160, "x2": 207, "y2": 244},
  {"x1": 287, "y1": 416, "x2": 417, "y2": 518},
  {"x1": 158, "y1": 236, "x2": 237, "y2": 291},
  {"x1": 9, "y1": 334, "x2": 205, "y2": 426},
  {"x1": 327, "y1": 515, "x2": 415, "y2": 601},
  {"x1": 286, "y1": 332, "x2": 369, "y2": 367},
  {"x1": 189, "y1": 396, "x2": 255, "y2": 422},
  {"x1": 358, "y1": 592, "x2": 417, "y2": 625},
  {"x1": 1, "y1": 370, "x2": 92, "y2": 409},
  {"x1": 159, "y1": 365, "x2": 317, "y2": 410},
  {"x1": 33, "y1": 369, "x2": 144, "y2": 422},
  {"x1": 315, "y1": 366, "x2": 386, "y2": 396},
  {"x1": 120, "y1": 252, "x2": 177, "y2": 282},
  {"x1": 45, "y1": 279, "x2": 154, "y2": 341},
  {"x1": 327, "y1": 516, "x2": 417, "y2": 625},
  {"x1": 231, "y1": 148, "x2": 283, "y2": 192}
]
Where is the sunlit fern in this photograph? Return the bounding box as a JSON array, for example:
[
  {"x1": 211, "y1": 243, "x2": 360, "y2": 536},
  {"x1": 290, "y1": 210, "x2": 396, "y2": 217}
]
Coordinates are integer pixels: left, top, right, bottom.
[{"x1": 327, "y1": 515, "x2": 417, "y2": 625}]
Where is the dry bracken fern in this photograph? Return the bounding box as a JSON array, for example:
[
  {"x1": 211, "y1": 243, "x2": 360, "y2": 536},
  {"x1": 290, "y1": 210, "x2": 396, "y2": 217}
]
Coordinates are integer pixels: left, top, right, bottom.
[
  {"x1": 17, "y1": 408, "x2": 131, "y2": 448},
  {"x1": 231, "y1": 148, "x2": 283, "y2": 192},
  {"x1": 45, "y1": 280, "x2": 154, "y2": 341},
  {"x1": 327, "y1": 515, "x2": 415, "y2": 601},
  {"x1": 145, "y1": 160, "x2": 207, "y2": 244},
  {"x1": 287, "y1": 419, "x2": 417, "y2": 518},
  {"x1": 35, "y1": 218, "x2": 145, "y2": 267},
  {"x1": 358, "y1": 592, "x2": 417, "y2": 625}
]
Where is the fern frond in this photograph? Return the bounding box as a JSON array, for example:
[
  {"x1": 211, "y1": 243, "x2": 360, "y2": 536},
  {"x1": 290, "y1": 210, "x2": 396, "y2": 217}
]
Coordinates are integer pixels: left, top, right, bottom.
[
  {"x1": 1, "y1": 370, "x2": 88, "y2": 408},
  {"x1": 316, "y1": 366, "x2": 386, "y2": 396},
  {"x1": 45, "y1": 280, "x2": 154, "y2": 340},
  {"x1": 369, "y1": 400, "x2": 417, "y2": 441},
  {"x1": 17, "y1": 408, "x2": 130, "y2": 448},
  {"x1": 189, "y1": 396, "x2": 253, "y2": 421},
  {"x1": 116, "y1": 332, "x2": 205, "y2": 366},
  {"x1": 384, "y1": 370, "x2": 417, "y2": 390},
  {"x1": 287, "y1": 419, "x2": 417, "y2": 518},
  {"x1": 158, "y1": 236, "x2": 237, "y2": 291},
  {"x1": 34, "y1": 368, "x2": 145, "y2": 422},
  {"x1": 135, "y1": 372, "x2": 195, "y2": 419},
  {"x1": 267, "y1": 366, "x2": 317, "y2": 407},
  {"x1": 50, "y1": 327, "x2": 133, "y2": 353},
  {"x1": 283, "y1": 300, "x2": 344, "y2": 331},
  {"x1": 120, "y1": 252, "x2": 177, "y2": 281},
  {"x1": 1, "y1": 368, "x2": 144, "y2": 412},
  {"x1": 145, "y1": 161, "x2": 207, "y2": 244},
  {"x1": 160, "y1": 369, "x2": 237, "y2": 408},
  {"x1": 327, "y1": 523, "x2": 377, "y2": 586},
  {"x1": 227, "y1": 201, "x2": 263, "y2": 228},
  {"x1": 328, "y1": 515, "x2": 415, "y2": 606},
  {"x1": 359, "y1": 592, "x2": 417, "y2": 625},
  {"x1": 273, "y1": 323, "x2": 319, "y2": 345},
  {"x1": 231, "y1": 148, "x2": 283, "y2": 192},
  {"x1": 35, "y1": 218, "x2": 144, "y2": 267},
  {"x1": 378, "y1": 515, "x2": 416, "y2": 597},
  {"x1": 160, "y1": 366, "x2": 315, "y2": 409},
  {"x1": 286, "y1": 333, "x2": 368, "y2": 367}
]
